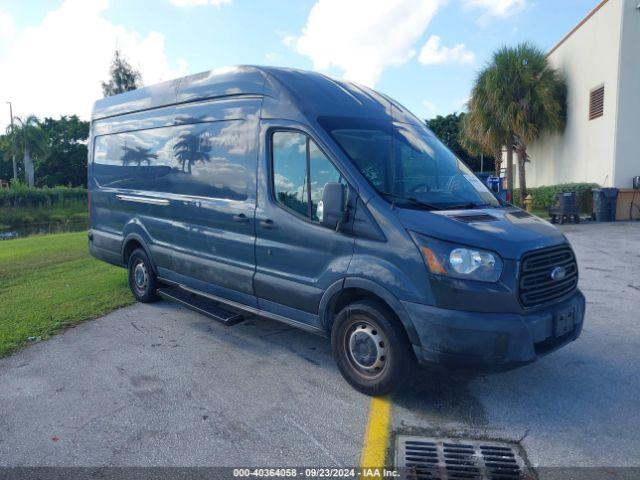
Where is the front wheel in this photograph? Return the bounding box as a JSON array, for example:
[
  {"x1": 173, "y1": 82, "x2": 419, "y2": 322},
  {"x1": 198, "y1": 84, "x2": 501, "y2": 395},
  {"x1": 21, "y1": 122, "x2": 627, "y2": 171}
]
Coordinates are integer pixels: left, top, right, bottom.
[
  {"x1": 331, "y1": 300, "x2": 413, "y2": 396},
  {"x1": 127, "y1": 248, "x2": 159, "y2": 303}
]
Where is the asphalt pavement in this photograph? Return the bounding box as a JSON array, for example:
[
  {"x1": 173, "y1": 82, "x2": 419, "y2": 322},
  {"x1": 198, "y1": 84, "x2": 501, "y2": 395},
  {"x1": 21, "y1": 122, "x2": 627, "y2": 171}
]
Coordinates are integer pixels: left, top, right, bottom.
[{"x1": 1, "y1": 221, "x2": 639, "y2": 475}]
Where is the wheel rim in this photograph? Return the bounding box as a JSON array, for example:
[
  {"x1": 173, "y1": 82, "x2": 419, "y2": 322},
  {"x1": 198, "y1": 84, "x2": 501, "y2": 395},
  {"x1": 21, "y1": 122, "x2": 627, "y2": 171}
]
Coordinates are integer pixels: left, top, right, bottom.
[
  {"x1": 345, "y1": 320, "x2": 389, "y2": 378},
  {"x1": 132, "y1": 260, "x2": 149, "y2": 295}
]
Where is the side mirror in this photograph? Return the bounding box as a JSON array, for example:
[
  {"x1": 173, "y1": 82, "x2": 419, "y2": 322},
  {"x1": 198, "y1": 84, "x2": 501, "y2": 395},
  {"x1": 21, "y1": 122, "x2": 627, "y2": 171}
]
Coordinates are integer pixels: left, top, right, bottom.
[{"x1": 319, "y1": 182, "x2": 345, "y2": 230}]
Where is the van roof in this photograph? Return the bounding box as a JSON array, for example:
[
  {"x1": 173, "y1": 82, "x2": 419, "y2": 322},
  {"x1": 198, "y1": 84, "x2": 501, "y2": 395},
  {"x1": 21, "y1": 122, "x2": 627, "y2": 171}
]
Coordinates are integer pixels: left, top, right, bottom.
[{"x1": 91, "y1": 65, "x2": 422, "y2": 126}]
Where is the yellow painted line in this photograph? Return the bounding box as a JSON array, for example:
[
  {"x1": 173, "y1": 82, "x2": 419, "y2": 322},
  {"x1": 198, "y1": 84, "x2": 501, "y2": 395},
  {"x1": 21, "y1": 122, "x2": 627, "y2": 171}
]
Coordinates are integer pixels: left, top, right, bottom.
[{"x1": 360, "y1": 395, "x2": 392, "y2": 477}]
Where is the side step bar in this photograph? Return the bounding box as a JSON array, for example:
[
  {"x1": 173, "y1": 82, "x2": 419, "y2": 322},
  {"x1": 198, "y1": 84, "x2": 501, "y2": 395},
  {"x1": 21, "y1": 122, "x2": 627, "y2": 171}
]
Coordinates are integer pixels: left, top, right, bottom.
[{"x1": 157, "y1": 286, "x2": 244, "y2": 326}]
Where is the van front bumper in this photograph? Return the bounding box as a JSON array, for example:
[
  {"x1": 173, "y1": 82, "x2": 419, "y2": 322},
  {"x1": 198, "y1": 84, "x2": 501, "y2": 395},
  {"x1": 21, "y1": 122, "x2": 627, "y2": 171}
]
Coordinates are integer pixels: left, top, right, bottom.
[{"x1": 402, "y1": 289, "x2": 585, "y2": 370}]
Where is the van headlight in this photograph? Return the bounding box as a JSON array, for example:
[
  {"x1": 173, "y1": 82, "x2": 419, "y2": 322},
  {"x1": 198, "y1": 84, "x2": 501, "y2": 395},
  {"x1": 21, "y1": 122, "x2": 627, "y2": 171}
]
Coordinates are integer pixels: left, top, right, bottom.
[{"x1": 410, "y1": 232, "x2": 503, "y2": 282}]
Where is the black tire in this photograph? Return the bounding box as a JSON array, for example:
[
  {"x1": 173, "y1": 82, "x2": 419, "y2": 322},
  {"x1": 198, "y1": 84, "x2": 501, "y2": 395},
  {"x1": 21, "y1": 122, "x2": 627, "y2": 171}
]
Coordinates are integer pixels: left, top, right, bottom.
[
  {"x1": 331, "y1": 299, "x2": 414, "y2": 396},
  {"x1": 127, "y1": 248, "x2": 159, "y2": 303}
]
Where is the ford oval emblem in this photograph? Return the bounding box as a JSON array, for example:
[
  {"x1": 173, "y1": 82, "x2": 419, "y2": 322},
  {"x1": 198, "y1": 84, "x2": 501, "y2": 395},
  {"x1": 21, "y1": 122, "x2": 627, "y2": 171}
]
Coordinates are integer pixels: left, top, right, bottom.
[{"x1": 550, "y1": 266, "x2": 567, "y2": 281}]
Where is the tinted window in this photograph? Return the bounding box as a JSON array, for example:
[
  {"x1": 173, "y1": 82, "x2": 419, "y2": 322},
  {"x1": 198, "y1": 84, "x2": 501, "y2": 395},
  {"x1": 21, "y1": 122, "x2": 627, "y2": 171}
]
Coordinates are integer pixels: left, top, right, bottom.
[
  {"x1": 172, "y1": 121, "x2": 252, "y2": 200},
  {"x1": 272, "y1": 131, "x2": 308, "y2": 217},
  {"x1": 272, "y1": 131, "x2": 344, "y2": 222},
  {"x1": 93, "y1": 127, "x2": 174, "y2": 193},
  {"x1": 92, "y1": 120, "x2": 254, "y2": 200}
]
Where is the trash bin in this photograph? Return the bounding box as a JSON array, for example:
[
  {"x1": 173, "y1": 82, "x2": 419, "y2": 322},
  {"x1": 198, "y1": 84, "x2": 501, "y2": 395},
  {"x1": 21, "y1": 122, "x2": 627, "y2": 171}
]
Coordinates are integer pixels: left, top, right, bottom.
[
  {"x1": 592, "y1": 188, "x2": 619, "y2": 221},
  {"x1": 549, "y1": 192, "x2": 580, "y2": 224}
]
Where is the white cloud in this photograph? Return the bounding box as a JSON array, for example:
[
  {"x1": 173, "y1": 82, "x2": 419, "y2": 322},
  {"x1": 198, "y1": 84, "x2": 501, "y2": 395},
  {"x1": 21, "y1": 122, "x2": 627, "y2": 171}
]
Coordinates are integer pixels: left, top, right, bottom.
[
  {"x1": 274, "y1": 173, "x2": 294, "y2": 190},
  {"x1": 0, "y1": 9, "x2": 15, "y2": 38},
  {"x1": 169, "y1": 0, "x2": 232, "y2": 6},
  {"x1": 418, "y1": 35, "x2": 475, "y2": 65},
  {"x1": 422, "y1": 101, "x2": 438, "y2": 118},
  {"x1": 288, "y1": 0, "x2": 444, "y2": 87},
  {"x1": 0, "y1": 0, "x2": 187, "y2": 131},
  {"x1": 282, "y1": 35, "x2": 297, "y2": 48},
  {"x1": 463, "y1": 0, "x2": 527, "y2": 20}
]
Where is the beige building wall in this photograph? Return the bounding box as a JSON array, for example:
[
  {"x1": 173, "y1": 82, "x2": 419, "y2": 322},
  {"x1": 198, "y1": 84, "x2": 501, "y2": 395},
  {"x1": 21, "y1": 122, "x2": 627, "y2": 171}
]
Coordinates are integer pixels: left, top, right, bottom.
[
  {"x1": 515, "y1": 0, "x2": 639, "y2": 189},
  {"x1": 613, "y1": 0, "x2": 640, "y2": 188}
]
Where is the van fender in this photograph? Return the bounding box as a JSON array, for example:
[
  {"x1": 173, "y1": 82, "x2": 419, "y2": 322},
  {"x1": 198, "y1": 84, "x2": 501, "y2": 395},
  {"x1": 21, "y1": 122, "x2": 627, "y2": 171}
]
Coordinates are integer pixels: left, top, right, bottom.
[
  {"x1": 319, "y1": 277, "x2": 420, "y2": 345},
  {"x1": 121, "y1": 220, "x2": 155, "y2": 270},
  {"x1": 318, "y1": 278, "x2": 345, "y2": 328}
]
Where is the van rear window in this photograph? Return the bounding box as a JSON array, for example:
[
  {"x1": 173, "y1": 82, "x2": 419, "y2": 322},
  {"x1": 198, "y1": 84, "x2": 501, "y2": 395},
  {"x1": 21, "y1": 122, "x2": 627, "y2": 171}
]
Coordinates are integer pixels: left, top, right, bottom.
[{"x1": 92, "y1": 120, "x2": 255, "y2": 201}]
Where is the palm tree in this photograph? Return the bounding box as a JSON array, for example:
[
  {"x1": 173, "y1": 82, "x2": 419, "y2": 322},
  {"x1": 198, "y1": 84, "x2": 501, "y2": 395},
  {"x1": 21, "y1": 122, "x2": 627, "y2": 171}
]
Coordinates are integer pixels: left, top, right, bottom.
[
  {"x1": 121, "y1": 145, "x2": 158, "y2": 167},
  {"x1": 173, "y1": 131, "x2": 211, "y2": 174},
  {"x1": 463, "y1": 43, "x2": 566, "y2": 206},
  {"x1": 5, "y1": 115, "x2": 49, "y2": 187},
  {"x1": 461, "y1": 81, "x2": 509, "y2": 177}
]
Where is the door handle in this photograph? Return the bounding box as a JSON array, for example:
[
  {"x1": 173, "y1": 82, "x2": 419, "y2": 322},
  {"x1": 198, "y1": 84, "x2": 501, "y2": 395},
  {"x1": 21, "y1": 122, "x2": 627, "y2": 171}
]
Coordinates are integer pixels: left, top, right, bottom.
[
  {"x1": 259, "y1": 218, "x2": 275, "y2": 229},
  {"x1": 232, "y1": 213, "x2": 250, "y2": 223}
]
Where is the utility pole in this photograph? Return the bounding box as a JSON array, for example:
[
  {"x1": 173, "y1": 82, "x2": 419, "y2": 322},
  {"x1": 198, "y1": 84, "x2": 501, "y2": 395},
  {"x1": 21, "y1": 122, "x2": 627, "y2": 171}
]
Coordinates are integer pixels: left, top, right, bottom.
[{"x1": 6, "y1": 101, "x2": 17, "y2": 182}]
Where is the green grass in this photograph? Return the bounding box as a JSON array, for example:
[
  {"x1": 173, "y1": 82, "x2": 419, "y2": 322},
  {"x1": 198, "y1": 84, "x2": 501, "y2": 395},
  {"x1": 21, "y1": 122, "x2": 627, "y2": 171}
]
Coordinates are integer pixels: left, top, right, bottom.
[
  {"x1": 0, "y1": 201, "x2": 87, "y2": 226},
  {"x1": 0, "y1": 232, "x2": 134, "y2": 357}
]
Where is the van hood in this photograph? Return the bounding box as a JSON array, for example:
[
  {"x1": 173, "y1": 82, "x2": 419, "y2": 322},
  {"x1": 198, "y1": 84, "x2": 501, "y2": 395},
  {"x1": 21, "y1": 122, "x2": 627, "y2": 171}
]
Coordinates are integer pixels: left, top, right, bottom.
[{"x1": 397, "y1": 207, "x2": 567, "y2": 260}]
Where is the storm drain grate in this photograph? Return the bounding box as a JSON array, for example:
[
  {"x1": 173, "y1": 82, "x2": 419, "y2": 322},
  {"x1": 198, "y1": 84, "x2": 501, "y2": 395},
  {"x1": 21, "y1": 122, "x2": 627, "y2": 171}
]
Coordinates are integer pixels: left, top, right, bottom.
[{"x1": 395, "y1": 436, "x2": 533, "y2": 480}]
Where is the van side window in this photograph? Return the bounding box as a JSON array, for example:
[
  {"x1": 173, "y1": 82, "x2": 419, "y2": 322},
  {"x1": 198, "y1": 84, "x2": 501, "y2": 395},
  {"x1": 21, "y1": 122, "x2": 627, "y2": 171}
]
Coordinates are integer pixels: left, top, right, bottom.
[
  {"x1": 272, "y1": 130, "x2": 344, "y2": 222},
  {"x1": 92, "y1": 120, "x2": 255, "y2": 201},
  {"x1": 308, "y1": 140, "x2": 342, "y2": 222},
  {"x1": 272, "y1": 131, "x2": 309, "y2": 217}
]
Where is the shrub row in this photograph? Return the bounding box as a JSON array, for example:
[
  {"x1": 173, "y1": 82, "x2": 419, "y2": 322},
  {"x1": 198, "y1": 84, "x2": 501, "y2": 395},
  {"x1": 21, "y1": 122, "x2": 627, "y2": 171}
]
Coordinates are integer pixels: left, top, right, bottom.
[
  {"x1": 514, "y1": 183, "x2": 600, "y2": 213},
  {"x1": 0, "y1": 205, "x2": 87, "y2": 227},
  {"x1": 0, "y1": 182, "x2": 601, "y2": 214},
  {"x1": 0, "y1": 185, "x2": 87, "y2": 208}
]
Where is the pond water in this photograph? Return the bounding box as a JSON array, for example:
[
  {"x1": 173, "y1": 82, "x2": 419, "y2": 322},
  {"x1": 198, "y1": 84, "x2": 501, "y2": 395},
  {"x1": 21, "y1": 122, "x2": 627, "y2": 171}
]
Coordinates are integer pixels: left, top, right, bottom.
[{"x1": 0, "y1": 220, "x2": 88, "y2": 240}]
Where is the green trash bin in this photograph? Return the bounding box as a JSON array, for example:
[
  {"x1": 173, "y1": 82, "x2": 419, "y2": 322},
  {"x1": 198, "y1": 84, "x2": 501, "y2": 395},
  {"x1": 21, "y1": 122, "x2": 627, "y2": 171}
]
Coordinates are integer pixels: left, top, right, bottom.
[{"x1": 592, "y1": 188, "x2": 619, "y2": 221}]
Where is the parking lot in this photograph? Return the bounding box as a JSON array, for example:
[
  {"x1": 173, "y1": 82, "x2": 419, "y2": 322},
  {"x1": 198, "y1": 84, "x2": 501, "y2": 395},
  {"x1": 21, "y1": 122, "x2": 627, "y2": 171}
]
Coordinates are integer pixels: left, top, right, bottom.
[{"x1": 1, "y1": 222, "x2": 639, "y2": 476}]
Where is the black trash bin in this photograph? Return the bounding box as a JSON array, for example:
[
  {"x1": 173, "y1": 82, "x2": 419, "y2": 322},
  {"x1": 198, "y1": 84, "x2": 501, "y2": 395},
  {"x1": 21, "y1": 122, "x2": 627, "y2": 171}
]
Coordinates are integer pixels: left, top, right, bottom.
[
  {"x1": 592, "y1": 188, "x2": 619, "y2": 221},
  {"x1": 549, "y1": 192, "x2": 580, "y2": 224}
]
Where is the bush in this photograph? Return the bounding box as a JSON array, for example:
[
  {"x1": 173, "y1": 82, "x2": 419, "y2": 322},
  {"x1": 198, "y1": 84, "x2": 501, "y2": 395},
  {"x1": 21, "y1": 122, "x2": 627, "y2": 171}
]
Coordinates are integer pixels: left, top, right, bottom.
[
  {"x1": 0, "y1": 184, "x2": 87, "y2": 208},
  {"x1": 0, "y1": 203, "x2": 87, "y2": 226},
  {"x1": 515, "y1": 183, "x2": 600, "y2": 213}
]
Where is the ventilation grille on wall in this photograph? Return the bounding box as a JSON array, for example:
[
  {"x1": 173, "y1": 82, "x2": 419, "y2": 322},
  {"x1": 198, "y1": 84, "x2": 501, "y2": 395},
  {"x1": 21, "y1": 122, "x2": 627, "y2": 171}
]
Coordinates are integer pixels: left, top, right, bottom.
[{"x1": 589, "y1": 85, "x2": 604, "y2": 120}]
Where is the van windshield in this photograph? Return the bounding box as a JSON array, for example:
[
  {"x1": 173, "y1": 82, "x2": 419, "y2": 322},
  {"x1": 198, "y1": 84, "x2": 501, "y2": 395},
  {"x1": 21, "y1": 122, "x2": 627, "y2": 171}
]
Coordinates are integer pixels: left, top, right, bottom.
[{"x1": 319, "y1": 116, "x2": 500, "y2": 210}]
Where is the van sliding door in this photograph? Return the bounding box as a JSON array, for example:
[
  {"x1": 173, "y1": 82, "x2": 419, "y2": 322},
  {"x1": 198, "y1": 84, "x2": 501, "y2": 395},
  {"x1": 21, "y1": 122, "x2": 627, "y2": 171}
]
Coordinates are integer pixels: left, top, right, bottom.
[{"x1": 164, "y1": 117, "x2": 259, "y2": 307}]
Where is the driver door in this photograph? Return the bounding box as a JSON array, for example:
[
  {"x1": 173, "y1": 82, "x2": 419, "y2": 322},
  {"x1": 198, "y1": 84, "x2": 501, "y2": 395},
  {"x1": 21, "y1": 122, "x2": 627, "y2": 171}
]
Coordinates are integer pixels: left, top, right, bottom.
[{"x1": 254, "y1": 127, "x2": 353, "y2": 327}]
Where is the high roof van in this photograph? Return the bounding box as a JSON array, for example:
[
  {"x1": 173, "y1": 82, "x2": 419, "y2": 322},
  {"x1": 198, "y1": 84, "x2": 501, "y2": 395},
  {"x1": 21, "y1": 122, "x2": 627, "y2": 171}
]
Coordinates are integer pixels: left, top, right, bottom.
[{"x1": 88, "y1": 66, "x2": 585, "y2": 395}]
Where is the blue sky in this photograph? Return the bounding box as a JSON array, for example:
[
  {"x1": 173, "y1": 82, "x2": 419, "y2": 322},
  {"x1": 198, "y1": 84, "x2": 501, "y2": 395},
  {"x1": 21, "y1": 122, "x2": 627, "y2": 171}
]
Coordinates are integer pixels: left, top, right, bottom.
[{"x1": 0, "y1": 0, "x2": 598, "y2": 130}]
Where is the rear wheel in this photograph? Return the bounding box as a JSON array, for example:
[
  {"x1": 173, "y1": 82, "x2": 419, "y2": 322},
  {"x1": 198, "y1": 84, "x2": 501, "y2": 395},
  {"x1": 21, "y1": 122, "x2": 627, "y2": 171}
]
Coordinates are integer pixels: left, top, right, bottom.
[
  {"x1": 127, "y1": 248, "x2": 159, "y2": 303},
  {"x1": 331, "y1": 300, "x2": 413, "y2": 396}
]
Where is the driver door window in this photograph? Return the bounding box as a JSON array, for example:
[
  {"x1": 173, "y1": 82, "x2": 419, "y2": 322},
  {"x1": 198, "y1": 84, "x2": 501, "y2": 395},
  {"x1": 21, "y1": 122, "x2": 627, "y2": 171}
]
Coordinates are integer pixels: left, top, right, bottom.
[
  {"x1": 272, "y1": 131, "x2": 344, "y2": 223},
  {"x1": 272, "y1": 131, "x2": 309, "y2": 217}
]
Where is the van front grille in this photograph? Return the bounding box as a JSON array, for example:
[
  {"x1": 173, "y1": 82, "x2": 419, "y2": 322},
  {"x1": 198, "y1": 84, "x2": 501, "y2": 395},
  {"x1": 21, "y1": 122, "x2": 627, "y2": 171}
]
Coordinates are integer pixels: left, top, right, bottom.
[{"x1": 519, "y1": 245, "x2": 578, "y2": 308}]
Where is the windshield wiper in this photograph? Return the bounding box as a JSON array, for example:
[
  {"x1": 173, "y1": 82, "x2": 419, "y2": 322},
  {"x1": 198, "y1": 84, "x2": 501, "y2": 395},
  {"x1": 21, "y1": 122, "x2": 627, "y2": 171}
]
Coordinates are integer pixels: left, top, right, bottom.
[{"x1": 378, "y1": 192, "x2": 443, "y2": 211}]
